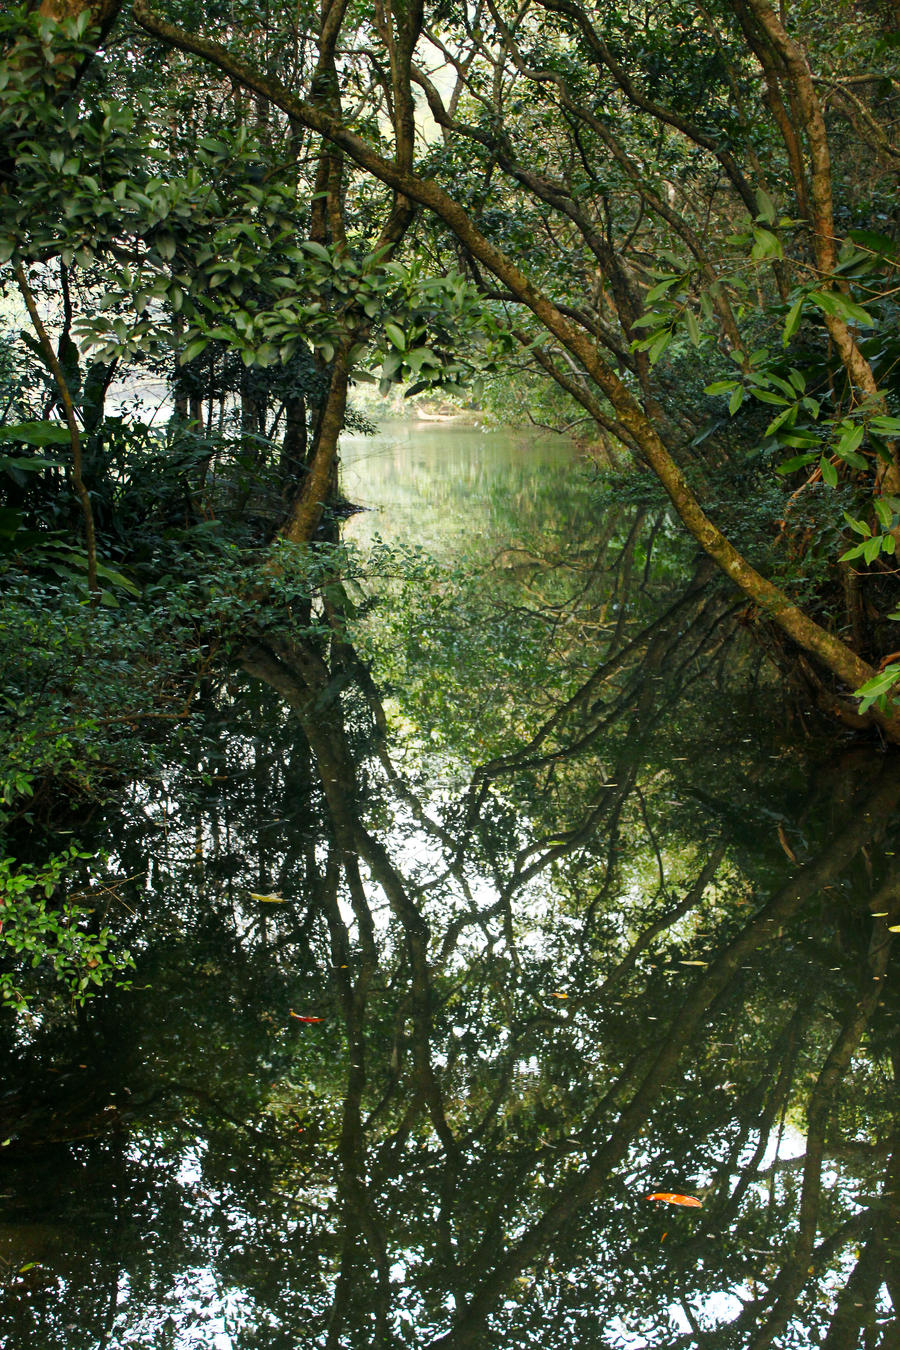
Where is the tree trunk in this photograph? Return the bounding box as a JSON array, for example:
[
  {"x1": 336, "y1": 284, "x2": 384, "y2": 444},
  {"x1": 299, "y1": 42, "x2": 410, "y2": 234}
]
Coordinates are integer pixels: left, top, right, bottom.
[{"x1": 279, "y1": 352, "x2": 348, "y2": 544}]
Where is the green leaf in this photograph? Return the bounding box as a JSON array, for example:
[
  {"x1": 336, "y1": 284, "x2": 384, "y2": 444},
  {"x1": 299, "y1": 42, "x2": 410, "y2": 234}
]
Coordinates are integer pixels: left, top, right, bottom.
[
  {"x1": 381, "y1": 349, "x2": 402, "y2": 379},
  {"x1": 179, "y1": 339, "x2": 209, "y2": 365},
  {"x1": 301, "y1": 241, "x2": 331, "y2": 263},
  {"x1": 751, "y1": 228, "x2": 784, "y2": 261},
  {"x1": 869, "y1": 416, "x2": 900, "y2": 437},
  {"x1": 782, "y1": 299, "x2": 804, "y2": 348},
  {"x1": 776, "y1": 453, "x2": 817, "y2": 473},
  {"x1": 833, "y1": 247, "x2": 875, "y2": 279},
  {"x1": 843, "y1": 511, "x2": 871, "y2": 537},
  {"x1": 644, "y1": 275, "x2": 681, "y2": 302},
  {"x1": 779, "y1": 433, "x2": 819, "y2": 449},
  {"x1": 755, "y1": 188, "x2": 777, "y2": 224},
  {"x1": 764, "y1": 404, "x2": 798, "y2": 437},
  {"x1": 820, "y1": 455, "x2": 838, "y2": 487},
  {"x1": 704, "y1": 380, "x2": 738, "y2": 396},
  {"x1": 685, "y1": 309, "x2": 700, "y2": 346},
  {"x1": 728, "y1": 387, "x2": 744, "y2": 416},
  {"x1": 647, "y1": 330, "x2": 671, "y2": 365},
  {"x1": 0, "y1": 422, "x2": 71, "y2": 447},
  {"x1": 761, "y1": 373, "x2": 796, "y2": 399},
  {"x1": 808, "y1": 290, "x2": 875, "y2": 326},
  {"x1": 0, "y1": 455, "x2": 64, "y2": 474},
  {"x1": 93, "y1": 561, "x2": 140, "y2": 595},
  {"x1": 835, "y1": 423, "x2": 864, "y2": 458},
  {"x1": 630, "y1": 311, "x2": 668, "y2": 330},
  {"x1": 384, "y1": 322, "x2": 407, "y2": 351},
  {"x1": 846, "y1": 229, "x2": 898, "y2": 259},
  {"x1": 874, "y1": 497, "x2": 895, "y2": 530},
  {"x1": 855, "y1": 664, "x2": 900, "y2": 714}
]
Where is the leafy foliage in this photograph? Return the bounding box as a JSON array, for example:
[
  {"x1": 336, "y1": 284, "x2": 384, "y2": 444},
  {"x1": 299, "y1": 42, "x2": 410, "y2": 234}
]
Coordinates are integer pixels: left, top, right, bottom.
[{"x1": 0, "y1": 848, "x2": 133, "y2": 1010}]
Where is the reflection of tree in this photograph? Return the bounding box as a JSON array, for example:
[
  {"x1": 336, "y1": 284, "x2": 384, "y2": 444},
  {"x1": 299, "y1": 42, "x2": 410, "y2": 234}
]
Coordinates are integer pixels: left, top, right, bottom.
[{"x1": 1, "y1": 548, "x2": 899, "y2": 1347}]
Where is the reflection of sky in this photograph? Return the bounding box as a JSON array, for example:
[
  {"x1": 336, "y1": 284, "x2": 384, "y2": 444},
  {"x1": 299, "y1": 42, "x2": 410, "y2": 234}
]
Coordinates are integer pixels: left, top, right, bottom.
[
  {"x1": 105, "y1": 1143, "x2": 287, "y2": 1349},
  {"x1": 340, "y1": 418, "x2": 578, "y2": 555},
  {"x1": 114, "y1": 1270, "x2": 243, "y2": 1350},
  {"x1": 97, "y1": 1113, "x2": 810, "y2": 1350}
]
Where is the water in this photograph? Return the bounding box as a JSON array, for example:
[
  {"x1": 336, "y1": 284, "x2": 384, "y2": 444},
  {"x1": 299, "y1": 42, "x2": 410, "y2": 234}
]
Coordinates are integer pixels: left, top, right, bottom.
[
  {"x1": 1, "y1": 419, "x2": 898, "y2": 1349},
  {"x1": 340, "y1": 416, "x2": 581, "y2": 553}
]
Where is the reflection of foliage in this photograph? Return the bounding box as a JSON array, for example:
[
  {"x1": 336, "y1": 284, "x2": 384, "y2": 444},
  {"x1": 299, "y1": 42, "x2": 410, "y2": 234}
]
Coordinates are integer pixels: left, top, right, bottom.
[
  {"x1": 0, "y1": 521, "x2": 354, "y2": 1008},
  {"x1": 1, "y1": 502, "x2": 898, "y2": 1347}
]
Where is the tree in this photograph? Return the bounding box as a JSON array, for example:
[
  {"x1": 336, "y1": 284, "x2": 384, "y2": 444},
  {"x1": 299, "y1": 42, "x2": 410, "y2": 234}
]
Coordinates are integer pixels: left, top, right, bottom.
[{"x1": 131, "y1": 0, "x2": 900, "y2": 740}]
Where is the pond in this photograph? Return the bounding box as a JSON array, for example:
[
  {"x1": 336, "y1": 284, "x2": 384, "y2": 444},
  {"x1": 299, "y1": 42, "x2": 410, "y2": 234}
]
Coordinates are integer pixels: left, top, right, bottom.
[
  {"x1": 340, "y1": 416, "x2": 579, "y2": 553},
  {"x1": 1, "y1": 418, "x2": 898, "y2": 1349}
]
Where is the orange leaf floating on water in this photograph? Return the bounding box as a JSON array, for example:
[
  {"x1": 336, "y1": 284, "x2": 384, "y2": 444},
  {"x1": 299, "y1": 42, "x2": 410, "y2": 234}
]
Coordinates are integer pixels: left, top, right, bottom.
[
  {"x1": 645, "y1": 1192, "x2": 702, "y2": 1207},
  {"x1": 777, "y1": 824, "x2": 798, "y2": 863},
  {"x1": 290, "y1": 1011, "x2": 324, "y2": 1023}
]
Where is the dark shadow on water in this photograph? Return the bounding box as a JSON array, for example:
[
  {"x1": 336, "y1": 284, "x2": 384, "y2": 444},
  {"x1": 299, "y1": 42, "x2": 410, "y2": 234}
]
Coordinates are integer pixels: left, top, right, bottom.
[{"x1": 1, "y1": 470, "x2": 898, "y2": 1349}]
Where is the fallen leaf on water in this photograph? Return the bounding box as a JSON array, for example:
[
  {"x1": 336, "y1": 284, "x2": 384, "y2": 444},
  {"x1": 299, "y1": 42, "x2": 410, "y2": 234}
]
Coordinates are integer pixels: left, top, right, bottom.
[
  {"x1": 290, "y1": 1011, "x2": 324, "y2": 1023},
  {"x1": 645, "y1": 1192, "x2": 702, "y2": 1207},
  {"x1": 250, "y1": 892, "x2": 286, "y2": 903},
  {"x1": 552, "y1": 992, "x2": 568, "y2": 999},
  {"x1": 889, "y1": 924, "x2": 900, "y2": 933},
  {"x1": 777, "y1": 824, "x2": 798, "y2": 862},
  {"x1": 679, "y1": 960, "x2": 708, "y2": 967}
]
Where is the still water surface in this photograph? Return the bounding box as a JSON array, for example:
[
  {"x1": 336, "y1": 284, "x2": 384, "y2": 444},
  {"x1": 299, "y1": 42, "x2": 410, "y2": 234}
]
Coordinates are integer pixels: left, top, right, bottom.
[
  {"x1": 1, "y1": 420, "x2": 898, "y2": 1349},
  {"x1": 340, "y1": 418, "x2": 578, "y2": 553}
]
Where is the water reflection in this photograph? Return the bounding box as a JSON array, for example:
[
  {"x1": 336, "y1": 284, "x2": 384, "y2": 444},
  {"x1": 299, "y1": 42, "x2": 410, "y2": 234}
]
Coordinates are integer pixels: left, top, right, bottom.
[
  {"x1": 1, "y1": 442, "x2": 898, "y2": 1349},
  {"x1": 340, "y1": 418, "x2": 580, "y2": 554}
]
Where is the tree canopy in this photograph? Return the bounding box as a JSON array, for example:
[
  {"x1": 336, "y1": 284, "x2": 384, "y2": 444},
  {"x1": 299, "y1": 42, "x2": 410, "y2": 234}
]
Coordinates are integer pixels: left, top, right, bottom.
[
  {"x1": 114, "y1": 0, "x2": 900, "y2": 730},
  {"x1": 1, "y1": 0, "x2": 899, "y2": 723},
  {"x1": 1, "y1": 7, "x2": 900, "y2": 1339}
]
